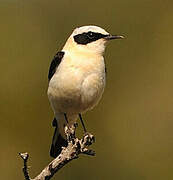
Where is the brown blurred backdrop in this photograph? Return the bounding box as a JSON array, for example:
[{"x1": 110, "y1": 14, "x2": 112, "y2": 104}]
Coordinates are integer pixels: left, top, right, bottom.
[{"x1": 1, "y1": 0, "x2": 173, "y2": 179}]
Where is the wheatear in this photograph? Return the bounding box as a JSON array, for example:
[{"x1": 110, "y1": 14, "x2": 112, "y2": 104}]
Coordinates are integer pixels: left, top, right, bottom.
[{"x1": 47, "y1": 25, "x2": 124, "y2": 157}]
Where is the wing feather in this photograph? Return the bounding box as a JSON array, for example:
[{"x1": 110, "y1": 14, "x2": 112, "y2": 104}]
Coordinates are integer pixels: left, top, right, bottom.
[{"x1": 48, "y1": 51, "x2": 64, "y2": 81}]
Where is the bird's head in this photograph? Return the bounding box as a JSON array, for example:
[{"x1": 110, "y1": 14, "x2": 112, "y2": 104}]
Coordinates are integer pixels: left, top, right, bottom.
[{"x1": 63, "y1": 25, "x2": 124, "y2": 55}]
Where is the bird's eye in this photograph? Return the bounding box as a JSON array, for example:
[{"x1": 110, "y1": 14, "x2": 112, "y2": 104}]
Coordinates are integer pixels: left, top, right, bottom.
[{"x1": 87, "y1": 32, "x2": 95, "y2": 38}]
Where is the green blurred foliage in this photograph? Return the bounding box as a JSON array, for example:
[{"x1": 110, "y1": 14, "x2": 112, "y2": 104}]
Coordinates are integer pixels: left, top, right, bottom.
[{"x1": 1, "y1": 0, "x2": 173, "y2": 179}]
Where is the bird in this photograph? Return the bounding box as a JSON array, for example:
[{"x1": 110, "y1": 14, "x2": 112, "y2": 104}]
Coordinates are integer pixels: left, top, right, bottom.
[{"x1": 47, "y1": 25, "x2": 124, "y2": 158}]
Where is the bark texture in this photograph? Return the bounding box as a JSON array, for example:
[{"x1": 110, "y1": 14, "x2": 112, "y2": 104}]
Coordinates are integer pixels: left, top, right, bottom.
[{"x1": 19, "y1": 124, "x2": 95, "y2": 180}]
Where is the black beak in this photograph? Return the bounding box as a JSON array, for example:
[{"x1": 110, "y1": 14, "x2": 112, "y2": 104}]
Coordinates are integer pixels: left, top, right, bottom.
[{"x1": 104, "y1": 34, "x2": 124, "y2": 40}]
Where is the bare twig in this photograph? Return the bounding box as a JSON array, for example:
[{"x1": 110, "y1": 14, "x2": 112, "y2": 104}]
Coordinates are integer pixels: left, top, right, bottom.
[
  {"x1": 19, "y1": 152, "x2": 30, "y2": 180},
  {"x1": 19, "y1": 123, "x2": 95, "y2": 180}
]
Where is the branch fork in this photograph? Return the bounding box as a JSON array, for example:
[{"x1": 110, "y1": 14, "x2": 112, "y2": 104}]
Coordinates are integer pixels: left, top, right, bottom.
[{"x1": 19, "y1": 123, "x2": 95, "y2": 180}]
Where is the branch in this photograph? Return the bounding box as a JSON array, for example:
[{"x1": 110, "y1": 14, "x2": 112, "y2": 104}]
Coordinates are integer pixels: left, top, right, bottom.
[
  {"x1": 19, "y1": 123, "x2": 95, "y2": 180},
  {"x1": 19, "y1": 152, "x2": 30, "y2": 180}
]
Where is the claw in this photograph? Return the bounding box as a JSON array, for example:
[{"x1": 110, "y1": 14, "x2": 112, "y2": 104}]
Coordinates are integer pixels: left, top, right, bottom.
[
  {"x1": 83, "y1": 132, "x2": 95, "y2": 146},
  {"x1": 74, "y1": 122, "x2": 78, "y2": 128}
]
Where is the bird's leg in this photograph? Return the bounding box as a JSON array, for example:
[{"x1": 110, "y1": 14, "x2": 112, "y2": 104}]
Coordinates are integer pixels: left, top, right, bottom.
[
  {"x1": 79, "y1": 113, "x2": 87, "y2": 133},
  {"x1": 79, "y1": 114, "x2": 95, "y2": 143},
  {"x1": 64, "y1": 113, "x2": 68, "y2": 123}
]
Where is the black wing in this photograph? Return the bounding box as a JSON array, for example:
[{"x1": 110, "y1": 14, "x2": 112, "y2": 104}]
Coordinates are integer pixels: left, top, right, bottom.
[{"x1": 48, "y1": 51, "x2": 64, "y2": 81}]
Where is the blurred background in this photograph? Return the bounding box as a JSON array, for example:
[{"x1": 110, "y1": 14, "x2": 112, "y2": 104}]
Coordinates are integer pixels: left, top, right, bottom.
[{"x1": 1, "y1": 0, "x2": 173, "y2": 179}]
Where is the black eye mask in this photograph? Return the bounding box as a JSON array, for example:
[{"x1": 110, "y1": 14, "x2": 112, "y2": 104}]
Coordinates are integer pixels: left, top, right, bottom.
[{"x1": 73, "y1": 31, "x2": 108, "y2": 45}]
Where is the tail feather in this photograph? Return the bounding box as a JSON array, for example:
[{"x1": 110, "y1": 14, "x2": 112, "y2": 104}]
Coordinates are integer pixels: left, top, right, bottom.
[{"x1": 50, "y1": 118, "x2": 68, "y2": 158}]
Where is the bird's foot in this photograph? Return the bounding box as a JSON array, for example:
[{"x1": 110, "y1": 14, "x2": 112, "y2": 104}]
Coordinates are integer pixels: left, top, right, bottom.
[
  {"x1": 83, "y1": 132, "x2": 95, "y2": 145},
  {"x1": 80, "y1": 132, "x2": 95, "y2": 156},
  {"x1": 74, "y1": 122, "x2": 78, "y2": 128},
  {"x1": 65, "y1": 125, "x2": 74, "y2": 142}
]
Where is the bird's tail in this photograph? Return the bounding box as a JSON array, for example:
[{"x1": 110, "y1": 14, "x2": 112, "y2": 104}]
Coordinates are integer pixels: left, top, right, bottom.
[
  {"x1": 50, "y1": 117, "x2": 67, "y2": 158},
  {"x1": 50, "y1": 114, "x2": 78, "y2": 158}
]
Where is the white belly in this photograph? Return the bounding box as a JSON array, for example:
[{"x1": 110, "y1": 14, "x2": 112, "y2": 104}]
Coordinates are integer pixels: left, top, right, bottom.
[{"x1": 47, "y1": 52, "x2": 106, "y2": 115}]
